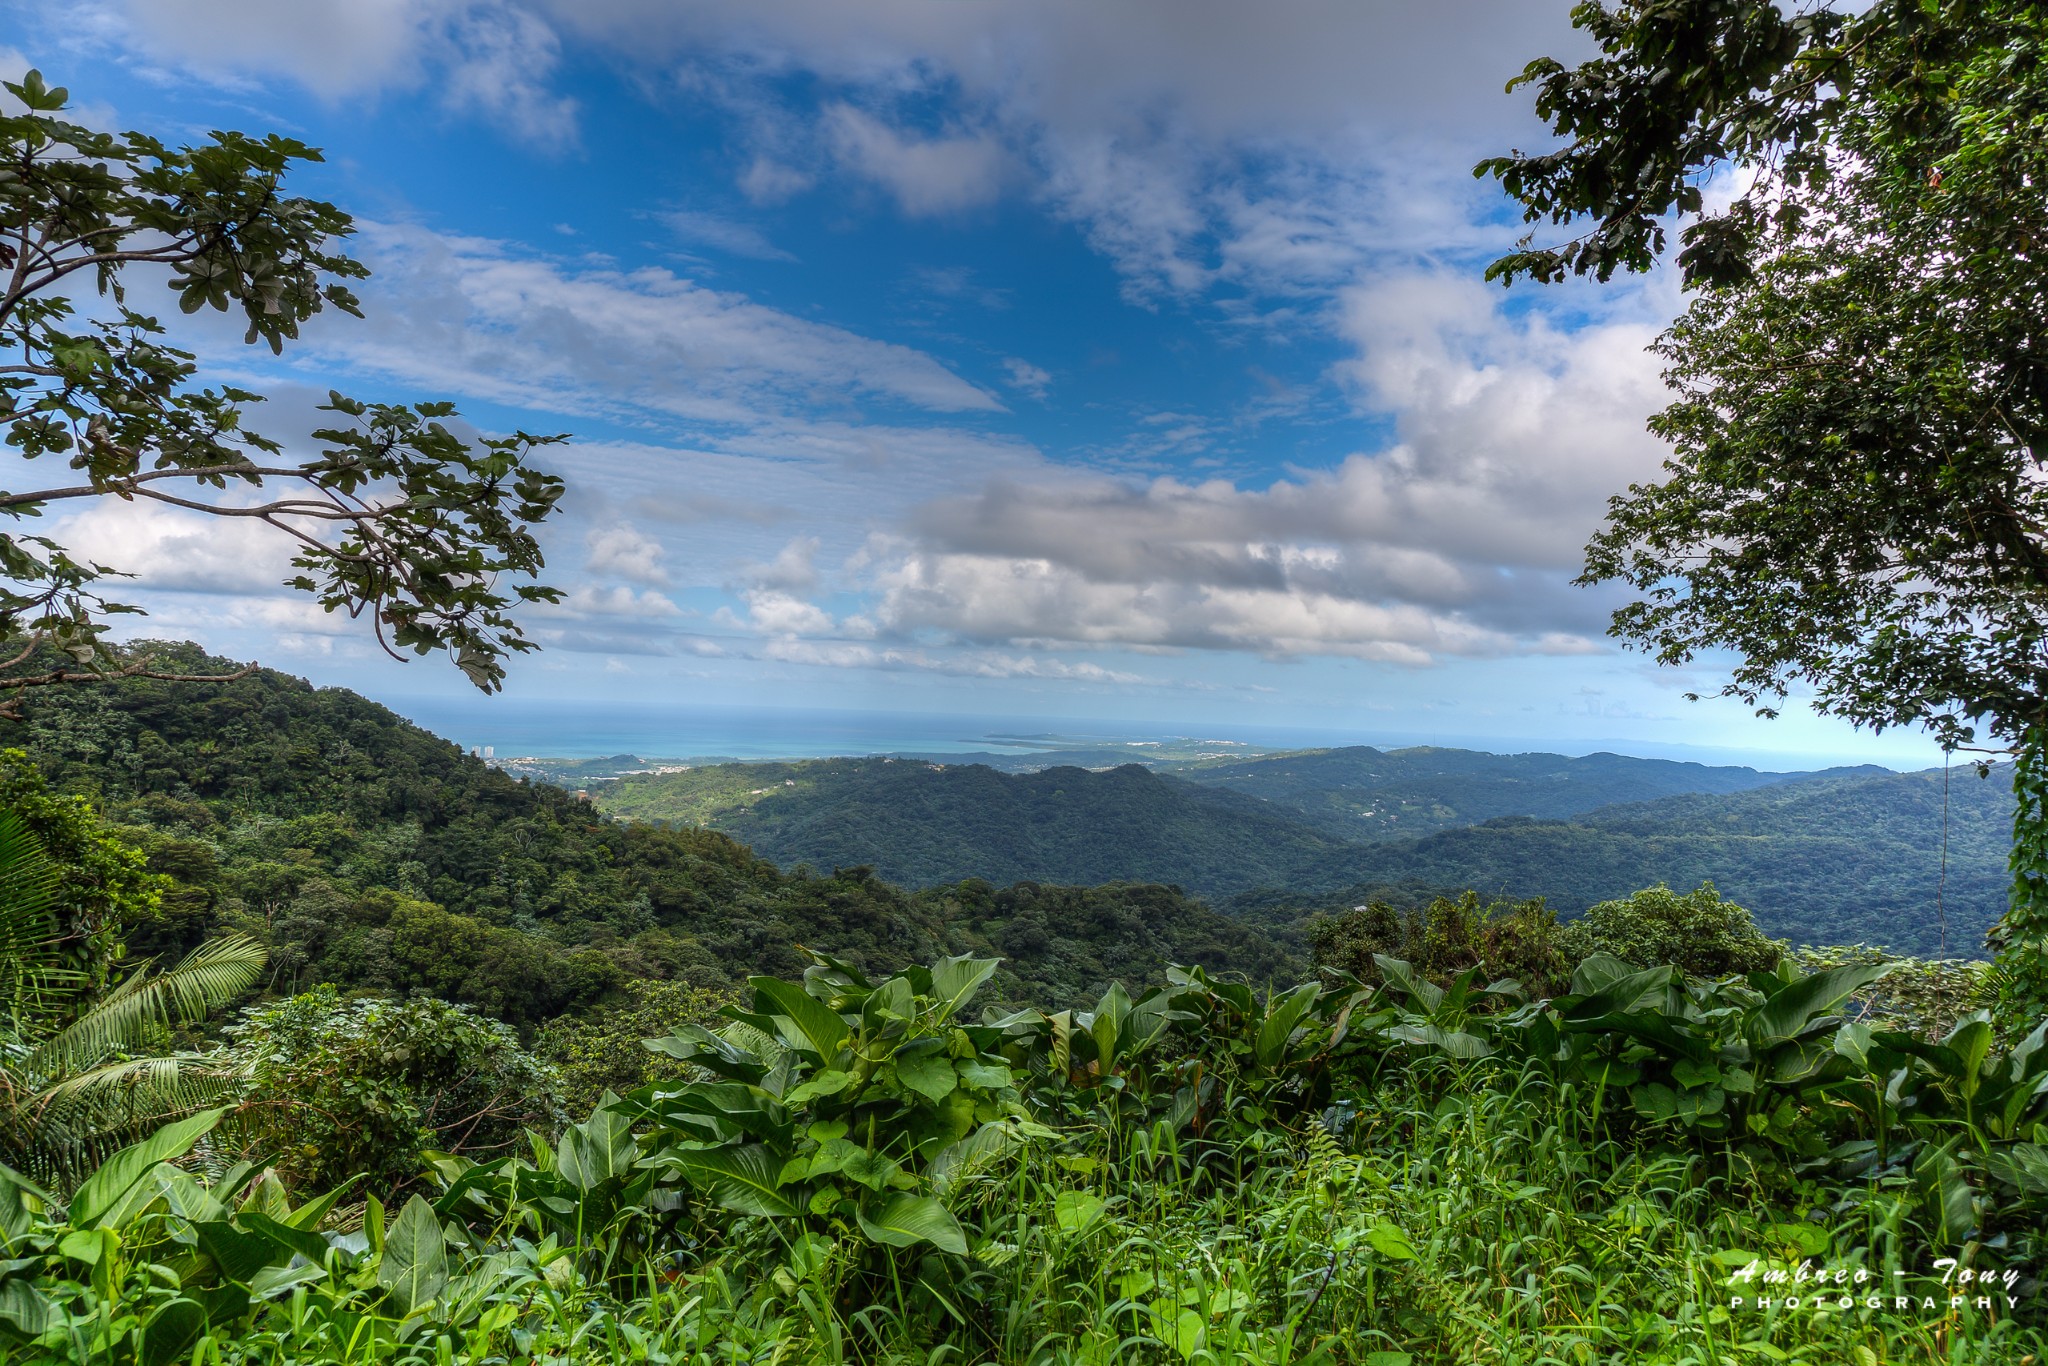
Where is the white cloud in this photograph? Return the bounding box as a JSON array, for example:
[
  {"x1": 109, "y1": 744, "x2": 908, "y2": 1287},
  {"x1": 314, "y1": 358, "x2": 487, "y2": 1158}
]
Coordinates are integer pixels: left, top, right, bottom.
[
  {"x1": 584, "y1": 524, "x2": 669, "y2": 585},
  {"x1": 116, "y1": 0, "x2": 578, "y2": 146},
  {"x1": 856, "y1": 277, "x2": 1666, "y2": 662},
  {"x1": 746, "y1": 537, "x2": 821, "y2": 593},
  {"x1": 55, "y1": 500, "x2": 301, "y2": 595},
  {"x1": 822, "y1": 104, "x2": 1009, "y2": 216},
  {"x1": 548, "y1": 584, "x2": 683, "y2": 617},
  {"x1": 665, "y1": 209, "x2": 798, "y2": 262},
  {"x1": 317, "y1": 223, "x2": 1004, "y2": 424},
  {"x1": 760, "y1": 637, "x2": 1147, "y2": 684},
  {"x1": 738, "y1": 156, "x2": 814, "y2": 204},
  {"x1": 1000, "y1": 357, "x2": 1051, "y2": 399}
]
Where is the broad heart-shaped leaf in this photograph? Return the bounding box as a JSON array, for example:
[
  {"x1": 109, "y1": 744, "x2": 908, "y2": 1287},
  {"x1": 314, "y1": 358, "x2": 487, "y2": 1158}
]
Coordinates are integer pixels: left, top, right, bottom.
[
  {"x1": 784, "y1": 1068, "x2": 855, "y2": 1107},
  {"x1": 557, "y1": 1093, "x2": 637, "y2": 1192},
  {"x1": 1747, "y1": 963, "x2": 1892, "y2": 1046},
  {"x1": 1364, "y1": 1222, "x2": 1417, "y2": 1260},
  {"x1": 1053, "y1": 1190, "x2": 1105, "y2": 1232},
  {"x1": 856, "y1": 1192, "x2": 967, "y2": 1255},
  {"x1": 1560, "y1": 964, "x2": 1678, "y2": 1022},
  {"x1": 643, "y1": 1024, "x2": 769, "y2": 1083},
  {"x1": 1567, "y1": 1009, "x2": 1711, "y2": 1063},
  {"x1": 376, "y1": 1195, "x2": 449, "y2": 1318},
  {"x1": 1255, "y1": 983, "x2": 1321, "y2": 1070},
  {"x1": 893, "y1": 1047, "x2": 958, "y2": 1102},
  {"x1": 659, "y1": 1143, "x2": 800, "y2": 1217},
  {"x1": 1568, "y1": 953, "x2": 1638, "y2": 997},
  {"x1": 750, "y1": 976, "x2": 850, "y2": 1061},
  {"x1": 70, "y1": 1107, "x2": 228, "y2": 1228},
  {"x1": 930, "y1": 955, "x2": 1000, "y2": 1020}
]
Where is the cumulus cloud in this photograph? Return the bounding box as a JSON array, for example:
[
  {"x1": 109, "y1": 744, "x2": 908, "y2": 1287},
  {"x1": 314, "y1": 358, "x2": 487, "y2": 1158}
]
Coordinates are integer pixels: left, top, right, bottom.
[
  {"x1": 548, "y1": 584, "x2": 683, "y2": 617},
  {"x1": 823, "y1": 105, "x2": 1009, "y2": 216},
  {"x1": 56, "y1": 500, "x2": 301, "y2": 595},
  {"x1": 857, "y1": 278, "x2": 1666, "y2": 662},
  {"x1": 584, "y1": 524, "x2": 670, "y2": 585},
  {"x1": 319, "y1": 223, "x2": 1003, "y2": 425},
  {"x1": 115, "y1": 0, "x2": 579, "y2": 147}
]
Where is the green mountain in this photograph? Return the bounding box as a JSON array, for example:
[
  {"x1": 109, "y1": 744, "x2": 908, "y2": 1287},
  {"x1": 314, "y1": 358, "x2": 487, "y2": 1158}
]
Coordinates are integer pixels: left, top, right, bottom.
[
  {"x1": 1165, "y1": 744, "x2": 1880, "y2": 841},
  {"x1": 594, "y1": 747, "x2": 2012, "y2": 957},
  {"x1": 3, "y1": 643, "x2": 1301, "y2": 1017},
  {"x1": 596, "y1": 757, "x2": 1353, "y2": 893}
]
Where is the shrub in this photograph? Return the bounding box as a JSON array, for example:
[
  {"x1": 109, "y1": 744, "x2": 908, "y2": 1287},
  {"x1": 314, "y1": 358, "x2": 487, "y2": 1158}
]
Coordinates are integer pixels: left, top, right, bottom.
[
  {"x1": 533, "y1": 976, "x2": 736, "y2": 1116},
  {"x1": 1559, "y1": 881, "x2": 1784, "y2": 978},
  {"x1": 1310, "y1": 890, "x2": 1572, "y2": 998},
  {"x1": 1794, "y1": 943, "x2": 1990, "y2": 1038},
  {"x1": 225, "y1": 986, "x2": 561, "y2": 1195}
]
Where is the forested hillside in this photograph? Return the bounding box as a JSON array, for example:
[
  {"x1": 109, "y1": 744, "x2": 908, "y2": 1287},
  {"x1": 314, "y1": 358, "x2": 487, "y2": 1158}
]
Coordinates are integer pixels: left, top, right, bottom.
[
  {"x1": 597, "y1": 756, "x2": 1353, "y2": 892},
  {"x1": 596, "y1": 747, "x2": 2009, "y2": 955},
  {"x1": 1166, "y1": 743, "x2": 1877, "y2": 840},
  {"x1": 1279, "y1": 766, "x2": 2013, "y2": 956},
  {"x1": 4, "y1": 644, "x2": 1300, "y2": 1016}
]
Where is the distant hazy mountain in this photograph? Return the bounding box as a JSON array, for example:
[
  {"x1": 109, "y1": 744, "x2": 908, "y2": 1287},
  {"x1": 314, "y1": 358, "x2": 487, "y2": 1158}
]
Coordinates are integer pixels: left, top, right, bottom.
[{"x1": 1164, "y1": 744, "x2": 1883, "y2": 841}]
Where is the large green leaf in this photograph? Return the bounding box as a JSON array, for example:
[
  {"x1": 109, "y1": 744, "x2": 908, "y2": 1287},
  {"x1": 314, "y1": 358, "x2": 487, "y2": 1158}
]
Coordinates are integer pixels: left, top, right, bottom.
[
  {"x1": 0, "y1": 1279, "x2": 54, "y2": 1340},
  {"x1": 1748, "y1": 963, "x2": 1892, "y2": 1046},
  {"x1": 856, "y1": 1192, "x2": 967, "y2": 1254},
  {"x1": 236, "y1": 1210, "x2": 329, "y2": 1265},
  {"x1": 929, "y1": 955, "x2": 1000, "y2": 1020},
  {"x1": 893, "y1": 1048, "x2": 958, "y2": 1102},
  {"x1": 1255, "y1": 983, "x2": 1321, "y2": 1070},
  {"x1": 0, "y1": 1164, "x2": 52, "y2": 1248},
  {"x1": 557, "y1": 1093, "x2": 638, "y2": 1191},
  {"x1": 1088, "y1": 981, "x2": 1133, "y2": 1072},
  {"x1": 660, "y1": 1144, "x2": 800, "y2": 1217},
  {"x1": 70, "y1": 1107, "x2": 227, "y2": 1229},
  {"x1": 194, "y1": 1219, "x2": 288, "y2": 1285},
  {"x1": 1373, "y1": 957, "x2": 1443, "y2": 1013},
  {"x1": 750, "y1": 976, "x2": 850, "y2": 1061},
  {"x1": 138, "y1": 1297, "x2": 206, "y2": 1366},
  {"x1": 376, "y1": 1194, "x2": 449, "y2": 1317}
]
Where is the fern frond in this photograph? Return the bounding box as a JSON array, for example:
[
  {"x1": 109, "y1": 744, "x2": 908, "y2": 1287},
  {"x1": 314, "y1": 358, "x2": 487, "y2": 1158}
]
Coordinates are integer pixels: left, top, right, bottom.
[{"x1": 25, "y1": 934, "x2": 267, "y2": 1080}]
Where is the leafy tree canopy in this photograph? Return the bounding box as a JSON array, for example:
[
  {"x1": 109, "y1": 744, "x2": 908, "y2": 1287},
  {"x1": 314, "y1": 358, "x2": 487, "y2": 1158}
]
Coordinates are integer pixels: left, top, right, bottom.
[
  {"x1": 1484, "y1": 2, "x2": 2048, "y2": 1015},
  {"x1": 0, "y1": 71, "x2": 566, "y2": 715}
]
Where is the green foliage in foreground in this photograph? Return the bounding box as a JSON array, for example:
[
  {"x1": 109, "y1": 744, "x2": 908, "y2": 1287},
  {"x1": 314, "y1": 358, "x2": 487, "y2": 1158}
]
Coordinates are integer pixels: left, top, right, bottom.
[
  {"x1": 0, "y1": 808, "x2": 266, "y2": 1189},
  {"x1": 1, "y1": 948, "x2": 2044, "y2": 1364}
]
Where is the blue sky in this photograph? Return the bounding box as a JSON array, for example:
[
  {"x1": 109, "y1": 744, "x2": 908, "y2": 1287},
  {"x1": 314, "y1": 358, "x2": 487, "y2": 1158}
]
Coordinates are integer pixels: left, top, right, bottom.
[{"x1": 3, "y1": 2, "x2": 1951, "y2": 768}]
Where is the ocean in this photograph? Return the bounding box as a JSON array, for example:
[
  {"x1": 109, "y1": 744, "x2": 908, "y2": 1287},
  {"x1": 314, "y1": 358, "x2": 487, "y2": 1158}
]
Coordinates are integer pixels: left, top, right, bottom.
[{"x1": 372, "y1": 696, "x2": 1902, "y2": 772}]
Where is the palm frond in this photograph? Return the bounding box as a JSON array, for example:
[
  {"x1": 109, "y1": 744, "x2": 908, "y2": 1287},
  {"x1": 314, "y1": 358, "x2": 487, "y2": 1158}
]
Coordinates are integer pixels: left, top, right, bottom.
[
  {"x1": 0, "y1": 808, "x2": 76, "y2": 1036},
  {"x1": 14, "y1": 1054, "x2": 250, "y2": 1189},
  {"x1": 25, "y1": 934, "x2": 267, "y2": 1080},
  {"x1": 31, "y1": 1052, "x2": 248, "y2": 1116}
]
